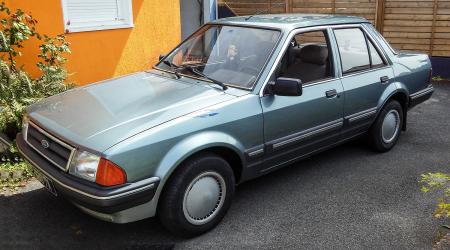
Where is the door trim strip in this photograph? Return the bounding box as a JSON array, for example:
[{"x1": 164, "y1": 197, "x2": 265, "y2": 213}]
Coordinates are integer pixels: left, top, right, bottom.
[
  {"x1": 245, "y1": 145, "x2": 265, "y2": 158},
  {"x1": 270, "y1": 118, "x2": 344, "y2": 150},
  {"x1": 345, "y1": 107, "x2": 378, "y2": 124}
]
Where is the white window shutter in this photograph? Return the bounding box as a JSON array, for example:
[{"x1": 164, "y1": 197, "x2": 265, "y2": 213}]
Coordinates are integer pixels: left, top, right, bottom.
[{"x1": 62, "y1": 0, "x2": 133, "y2": 33}]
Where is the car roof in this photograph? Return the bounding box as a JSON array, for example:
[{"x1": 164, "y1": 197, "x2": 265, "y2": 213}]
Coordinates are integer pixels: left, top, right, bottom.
[{"x1": 211, "y1": 14, "x2": 369, "y2": 30}]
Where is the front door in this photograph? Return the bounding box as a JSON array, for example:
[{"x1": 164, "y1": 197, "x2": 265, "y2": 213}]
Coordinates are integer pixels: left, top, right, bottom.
[{"x1": 260, "y1": 28, "x2": 344, "y2": 172}]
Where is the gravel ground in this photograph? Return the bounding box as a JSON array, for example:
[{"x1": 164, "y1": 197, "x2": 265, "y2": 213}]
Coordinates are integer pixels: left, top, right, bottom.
[{"x1": 1, "y1": 84, "x2": 450, "y2": 250}]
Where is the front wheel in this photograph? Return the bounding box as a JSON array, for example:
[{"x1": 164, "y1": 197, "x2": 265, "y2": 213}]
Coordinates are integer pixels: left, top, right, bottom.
[
  {"x1": 158, "y1": 153, "x2": 235, "y2": 237},
  {"x1": 368, "y1": 100, "x2": 403, "y2": 152}
]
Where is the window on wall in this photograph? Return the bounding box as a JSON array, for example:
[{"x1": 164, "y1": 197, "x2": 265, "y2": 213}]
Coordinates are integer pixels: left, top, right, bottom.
[{"x1": 61, "y1": 0, "x2": 133, "y2": 33}]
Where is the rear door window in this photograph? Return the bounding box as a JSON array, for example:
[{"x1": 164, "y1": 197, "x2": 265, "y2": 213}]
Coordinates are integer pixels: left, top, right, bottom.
[{"x1": 334, "y1": 28, "x2": 370, "y2": 74}]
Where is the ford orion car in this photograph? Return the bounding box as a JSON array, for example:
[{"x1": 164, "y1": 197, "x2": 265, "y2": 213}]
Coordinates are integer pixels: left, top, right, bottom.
[{"x1": 17, "y1": 14, "x2": 434, "y2": 236}]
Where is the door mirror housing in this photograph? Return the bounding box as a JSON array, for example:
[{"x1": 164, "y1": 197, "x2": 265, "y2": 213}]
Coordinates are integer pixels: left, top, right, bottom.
[
  {"x1": 159, "y1": 54, "x2": 166, "y2": 61},
  {"x1": 270, "y1": 77, "x2": 302, "y2": 96}
]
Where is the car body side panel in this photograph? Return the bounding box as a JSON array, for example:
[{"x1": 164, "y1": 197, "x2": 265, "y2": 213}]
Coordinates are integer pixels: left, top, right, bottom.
[
  {"x1": 363, "y1": 23, "x2": 432, "y2": 97},
  {"x1": 104, "y1": 94, "x2": 263, "y2": 182},
  {"x1": 391, "y1": 52, "x2": 432, "y2": 96},
  {"x1": 260, "y1": 79, "x2": 344, "y2": 173},
  {"x1": 104, "y1": 94, "x2": 264, "y2": 216}
]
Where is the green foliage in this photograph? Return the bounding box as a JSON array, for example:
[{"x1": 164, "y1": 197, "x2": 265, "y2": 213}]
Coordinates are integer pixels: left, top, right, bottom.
[
  {"x1": 0, "y1": 1, "x2": 73, "y2": 138},
  {"x1": 0, "y1": 2, "x2": 40, "y2": 69},
  {"x1": 0, "y1": 1, "x2": 73, "y2": 185},
  {"x1": 432, "y1": 75, "x2": 445, "y2": 81},
  {"x1": 420, "y1": 172, "x2": 450, "y2": 218},
  {"x1": 0, "y1": 154, "x2": 33, "y2": 187}
]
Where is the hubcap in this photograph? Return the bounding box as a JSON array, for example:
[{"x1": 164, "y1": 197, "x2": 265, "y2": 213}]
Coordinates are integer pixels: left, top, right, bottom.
[
  {"x1": 183, "y1": 171, "x2": 226, "y2": 225},
  {"x1": 381, "y1": 109, "x2": 400, "y2": 143}
]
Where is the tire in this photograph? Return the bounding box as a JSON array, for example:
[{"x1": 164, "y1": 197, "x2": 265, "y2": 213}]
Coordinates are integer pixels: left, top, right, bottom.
[
  {"x1": 158, "y1": 152, "x2": 235, "y2": 237},
  {"x1": 368, "y1": 100, "x2": 403, "y2": 152}
]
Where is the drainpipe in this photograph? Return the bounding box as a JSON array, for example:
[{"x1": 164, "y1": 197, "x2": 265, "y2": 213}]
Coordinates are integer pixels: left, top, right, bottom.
[{"x1": 203, "y1": 0, "x2": 217, "y2": 23}]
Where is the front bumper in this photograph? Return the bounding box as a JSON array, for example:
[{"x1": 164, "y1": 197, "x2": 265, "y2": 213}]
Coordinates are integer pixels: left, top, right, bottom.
[{"x1": 16, "y1": 133, "x2": 159, "y2": 215}]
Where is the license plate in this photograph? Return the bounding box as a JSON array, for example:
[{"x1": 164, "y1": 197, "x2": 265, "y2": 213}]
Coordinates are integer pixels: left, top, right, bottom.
[{"x1": 33, "y1": 167, "x2": 58, "y2": 196}]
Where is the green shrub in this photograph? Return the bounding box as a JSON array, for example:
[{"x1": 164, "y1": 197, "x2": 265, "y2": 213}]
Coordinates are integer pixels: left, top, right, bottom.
[
  {"x1": 0, "y1": 146, "x2": 33, "y2": 187},
  {"x1": 420, "y1": 172, "x2": 450, "y2": 219},
  {"x1": 0, "y1": 1, "x2": 73, "y2": 185}
]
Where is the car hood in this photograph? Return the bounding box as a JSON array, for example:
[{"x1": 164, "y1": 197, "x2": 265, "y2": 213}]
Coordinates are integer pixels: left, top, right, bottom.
[{"x1": 28, "y1": 72, "x2": 237, "y2": 152}]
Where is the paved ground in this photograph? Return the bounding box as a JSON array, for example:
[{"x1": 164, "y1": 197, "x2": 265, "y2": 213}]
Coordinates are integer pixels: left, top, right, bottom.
[{"x1": 1, "y1": 84, "x2": 450, "y2": 249}]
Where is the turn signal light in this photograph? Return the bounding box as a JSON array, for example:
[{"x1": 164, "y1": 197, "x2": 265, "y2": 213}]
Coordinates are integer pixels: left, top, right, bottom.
[{"x1": 95, "y1": 158, "x2": 127, "y2": 186}]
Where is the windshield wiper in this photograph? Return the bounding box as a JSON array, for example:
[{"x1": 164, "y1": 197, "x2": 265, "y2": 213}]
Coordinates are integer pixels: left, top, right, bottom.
[
  {"x1": 183, "y1": 65, "x2": 228, "y2": 90},
  {"x1": 162, "y1": 60, "x2": 181, "y2": 79}
]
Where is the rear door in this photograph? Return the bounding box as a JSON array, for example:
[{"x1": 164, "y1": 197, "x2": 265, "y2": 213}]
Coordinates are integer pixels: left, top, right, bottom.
[{"x1": 333, "y1": 26, "x2": 394, "y2": 137}]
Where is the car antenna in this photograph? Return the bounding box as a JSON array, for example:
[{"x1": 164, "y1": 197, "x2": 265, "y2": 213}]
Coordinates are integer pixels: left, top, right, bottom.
[
  {"x1": 245, "y1": 2, "x2": 284, "y2": 20},
  {"x1": 245, "y1": 8, "x2": 270, "y2": 21}
]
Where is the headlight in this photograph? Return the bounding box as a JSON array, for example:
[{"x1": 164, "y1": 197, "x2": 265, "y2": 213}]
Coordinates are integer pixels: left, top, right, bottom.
[
  {"x1": 69, "y1": 150, "x2": 101, "y2": 182},
  {"x1": 69, "y1": 151, "x2": 126, "y2": 186},
  {"x1": 22, "y1": 114, "x2": 29, "y2": 141}
]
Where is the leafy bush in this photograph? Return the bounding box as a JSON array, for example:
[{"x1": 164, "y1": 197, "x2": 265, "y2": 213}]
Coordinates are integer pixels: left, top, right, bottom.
[
  {"x1": 0, "y1": 144, "x2": 33, "y2": 187},
  {"x1": 420, "y1": 172, "x2": 450, "y2": 219},
  {"x1": 0, "y1": 1, "x2": 73, "y2": 185}
]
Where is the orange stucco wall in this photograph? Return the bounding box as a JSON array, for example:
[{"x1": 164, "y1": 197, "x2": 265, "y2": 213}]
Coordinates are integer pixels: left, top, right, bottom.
[{"x1": 8, "y1": 0, "x2": 181, "y2": 85}]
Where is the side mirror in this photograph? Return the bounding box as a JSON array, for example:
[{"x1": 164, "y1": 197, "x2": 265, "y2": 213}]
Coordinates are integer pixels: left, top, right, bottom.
[
  {"x1": 270, "y1": 77, "x2": 302, "y2": 96},
  {"x1": 159, "y1": 54, "x2": 166, "y2": 61}
]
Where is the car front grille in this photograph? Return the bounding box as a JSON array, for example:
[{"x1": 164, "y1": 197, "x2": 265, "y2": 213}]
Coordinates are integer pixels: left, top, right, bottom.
[{"x1": 25, "y1": 122, "x2": 75, "y2": 171}]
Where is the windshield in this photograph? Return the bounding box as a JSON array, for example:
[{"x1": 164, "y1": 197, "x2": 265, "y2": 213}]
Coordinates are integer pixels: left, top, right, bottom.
[{"x1": 156, "y1": 25, "x2": 281, "y2": 89}]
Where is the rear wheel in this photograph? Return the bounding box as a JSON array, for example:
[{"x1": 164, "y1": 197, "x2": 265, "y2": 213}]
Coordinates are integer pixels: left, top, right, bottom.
[
  {"x1": 158, "y1": 153, "x2": 235, "y2": 237},
  {"x1": 368, "y1": 100, "x2": 403, "y2": 152}
]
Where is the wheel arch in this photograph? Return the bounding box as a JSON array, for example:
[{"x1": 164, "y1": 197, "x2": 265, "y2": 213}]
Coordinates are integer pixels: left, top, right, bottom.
[
  {"x1": 377, "y1": 83, "x2": 409, "y2": 130},
  {"x1": 152, "y1": 131, "x2": 246, "y2": 212}
]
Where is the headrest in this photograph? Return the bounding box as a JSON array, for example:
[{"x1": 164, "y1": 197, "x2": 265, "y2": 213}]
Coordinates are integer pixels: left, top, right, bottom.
[{"x1": 298, "y1": 45, "x2": 328, "y2": 65}]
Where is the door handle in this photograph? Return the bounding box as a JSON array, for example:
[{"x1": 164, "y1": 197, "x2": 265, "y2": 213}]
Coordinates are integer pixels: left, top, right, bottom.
[
  {"x1": 380, "y1": 76, "x2": 389, "y2": 84},
  {"x1": 325, "y1": 89, "x2": 338, "y2": 98}
]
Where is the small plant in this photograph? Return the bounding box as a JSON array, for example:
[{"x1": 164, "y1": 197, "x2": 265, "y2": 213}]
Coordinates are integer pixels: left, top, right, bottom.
[
  {"x1": 0, "y1": 1, "x2": 73, "y2": 186},
  {"x1": 432, "y1": 75, "x2": 446, "y2": 82},
  {"x1": 420, "y1": 172, "x2": 450, "y2": 221},
  {"x1": 0, "y1": 155, "x2": 33, "y2": 187}
]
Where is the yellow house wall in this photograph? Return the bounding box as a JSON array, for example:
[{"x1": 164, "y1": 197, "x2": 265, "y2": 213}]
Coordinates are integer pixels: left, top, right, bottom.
[{"x1": 7, "y1": 0, "x2": 181, "y2": 85}]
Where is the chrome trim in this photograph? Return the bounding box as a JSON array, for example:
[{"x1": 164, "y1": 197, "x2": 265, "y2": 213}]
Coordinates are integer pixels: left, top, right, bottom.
[
  {"x1": 360, "y1": 25, "x2": 390, "y2": 65},
  {"x1": 345, "y1": 107, "x2": 378, "y2": 124},
  {"x1": 360, "y1": 25, "x2": 392, "y2": 63},
  {"x1": 340, "y1": 65, "x2": 391, "y2": 79},
  {"x1": 26, "y1": 121, "x2": 76, "y2": 172},
  {"x1": 410, "y1": 86, "x2": 434, "y2": 100},
  {"x1": 154, "y1": 23, "x2": 283, "y2": 91},
  {"x1": 334, "y1": 25, "x2": 392, "y2": 77},
  {"x1": 258, "y1": 23, "x2": 387, "y2": 96},
  {"x1": 259, "y1": 25, "x2": 334, "y2": 97},
  {"x1": 332, "y1": 23, "x2": 390, "y2": 64},
  {"x1": 248, "y1": 148, "x2": 264, "y2": 157},
  {"x1": 272, "y1": 119, "x2": 343, "y2": 149},
  {"x1": 303, "y1": 77, "x2": 337, "y2": 88},
  {"x1": 262, "y1": 131, "x2": 366, "y2": 173},
  {"x1": 364, "y1": 23, "x2": 398, "y2": 55},
  {"x1": 18, "y1": 144, "x2": 160, "y2": 200}
]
